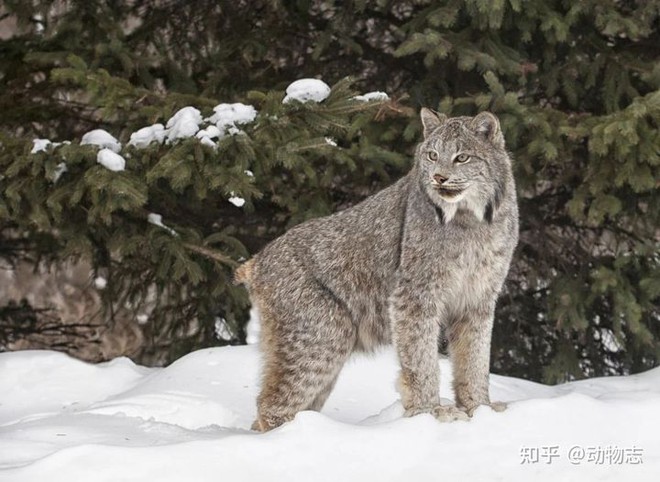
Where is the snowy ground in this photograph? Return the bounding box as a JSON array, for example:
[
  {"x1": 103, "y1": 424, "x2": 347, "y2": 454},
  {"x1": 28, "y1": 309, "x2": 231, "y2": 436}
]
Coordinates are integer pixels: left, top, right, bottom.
[{"x1": 1, "y1": 346, "x2": 658, "y2": 481}]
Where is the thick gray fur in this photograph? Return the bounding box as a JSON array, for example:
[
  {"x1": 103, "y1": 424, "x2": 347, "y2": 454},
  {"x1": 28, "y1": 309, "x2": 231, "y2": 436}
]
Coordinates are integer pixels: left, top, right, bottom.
[{"x1": 236, "y1": 109, "x2": 519, "y2": 431}]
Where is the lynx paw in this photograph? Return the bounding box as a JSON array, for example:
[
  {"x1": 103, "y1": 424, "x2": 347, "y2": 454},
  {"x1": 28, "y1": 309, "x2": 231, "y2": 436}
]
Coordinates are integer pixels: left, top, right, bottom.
[
  {"x1": 463, "y1": 401, "x2": 508, "y2": 417},
  {"x1": 489, "y1": 401, "x2": 508, "y2": 412},
  {"x1": 404, "y1": 405, "x2": 469, "y2": 422},
  {"x1": 431, "y1": 405, "x2": 470, "y2": 422}
]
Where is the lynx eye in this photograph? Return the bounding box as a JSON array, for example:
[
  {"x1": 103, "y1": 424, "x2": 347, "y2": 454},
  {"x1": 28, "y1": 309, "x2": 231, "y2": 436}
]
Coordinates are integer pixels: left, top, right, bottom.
[
  {"x1": 454, "y1": 153, "x2": 470, "y2": 164},
  {"x1": 427, "y1": 150, "x2": 439, "y2": 162}
]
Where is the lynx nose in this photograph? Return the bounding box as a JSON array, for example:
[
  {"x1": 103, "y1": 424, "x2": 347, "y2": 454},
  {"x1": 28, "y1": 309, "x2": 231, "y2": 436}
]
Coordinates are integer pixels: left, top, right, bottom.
[{"x1": 433, "y1": 174, "x2": 448, "y2": 185}]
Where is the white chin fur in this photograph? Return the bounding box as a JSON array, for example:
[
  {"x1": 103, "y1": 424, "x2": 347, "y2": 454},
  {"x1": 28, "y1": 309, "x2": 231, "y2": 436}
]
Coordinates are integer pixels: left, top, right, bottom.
[{"x1": 435, "y1": 187, "x2": 487, "y2": 223}]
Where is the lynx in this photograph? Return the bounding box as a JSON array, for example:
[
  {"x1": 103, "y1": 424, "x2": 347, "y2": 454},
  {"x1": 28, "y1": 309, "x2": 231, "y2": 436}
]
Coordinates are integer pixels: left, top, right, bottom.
[{"x1": 236, "y1": 109, "x2": 519, "y2": 431}]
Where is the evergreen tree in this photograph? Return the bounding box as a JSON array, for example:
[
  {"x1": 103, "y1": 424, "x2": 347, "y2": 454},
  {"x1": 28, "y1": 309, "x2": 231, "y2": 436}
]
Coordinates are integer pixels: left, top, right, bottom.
[
  {"x1": 0, "y1": 1, "x2": 657, "y2": 380},
  {"x1": 390, "y1": 0, "x2": 660, "y2": 381}
]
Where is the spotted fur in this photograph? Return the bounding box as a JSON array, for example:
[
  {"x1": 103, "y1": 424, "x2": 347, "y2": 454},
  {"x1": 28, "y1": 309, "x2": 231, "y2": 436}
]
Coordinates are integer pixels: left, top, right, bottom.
[{"x1": 238, "y1": 109, "x2": 519, "y2": 431}]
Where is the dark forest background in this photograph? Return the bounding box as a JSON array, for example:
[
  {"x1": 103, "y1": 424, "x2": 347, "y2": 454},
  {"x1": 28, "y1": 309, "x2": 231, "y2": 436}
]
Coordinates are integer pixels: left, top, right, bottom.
[{"x1": 0, "y1": 0, "x2": 658, "y2": 383}]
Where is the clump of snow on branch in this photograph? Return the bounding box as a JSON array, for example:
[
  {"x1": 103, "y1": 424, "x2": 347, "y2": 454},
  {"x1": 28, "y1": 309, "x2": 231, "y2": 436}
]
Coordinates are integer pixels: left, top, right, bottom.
[
  {"x1": 207, "y1": 103, "x2": 258, "y2": 137},
  {"x1": 97, "y1": 149, "x2": 126, "y2": 172},
  {"x1": 197, "y1": 135, "x2": 217, "y2": 148},
  {"x1": 165, "y1": 107, "x2": 202, "y2": 143},
  {"x1": 195, "y1": 125, "x2": 221, "y2": 148},
  {"x1": 196, "y1": 125, "x2": 221, "y2": 140},
  {"x1": 353, "y1": 91, "x2": 389, "y2": 102},
  {"x1": 32, "y1": 139, "x2": 70, "y2": 154},
  {"x1": 29, "y1": 78, "x2": 341, "y2": 159},
  {"x1": 155, "y1": 103, "x2": 258, "y2": 146},
  {"x1": 129, "y1": 124, "x2": 166, "y2": 148},
  {"x1": 94, "y1": 277, "x2": 107, "y2": 290},
  {"x1": 81, "y1": 129, "x2": 122, "y2": 153},
  {"x1": 31, "y1": 138, "x2": 52, "y2": 154},
  {"x1": 33, "y1": 102, "x2": 260, "y2": 156},
  {"x1": 228, "y1": 195, "x2": 246, "y2": 208},
  {"x1": 283, "y1": 78, "x2": 331, "y2": 103},
  {"x1": 52, "y1": 162, "x2": 68, "y2": 183},
  {"x1": 147, "y1": 213, "x2": 177, "y2": 236}
]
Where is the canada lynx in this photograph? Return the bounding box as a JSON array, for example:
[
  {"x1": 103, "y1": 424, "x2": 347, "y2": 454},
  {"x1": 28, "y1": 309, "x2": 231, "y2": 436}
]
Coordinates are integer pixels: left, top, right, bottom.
[{"x1": 236, "y1": 109, "x2": 519, "y2": 431}]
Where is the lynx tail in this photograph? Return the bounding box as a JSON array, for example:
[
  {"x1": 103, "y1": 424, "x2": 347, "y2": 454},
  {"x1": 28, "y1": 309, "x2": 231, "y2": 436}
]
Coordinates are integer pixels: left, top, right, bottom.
[{"x1": 234, "y1": 259, "x2": 255, "y2": 286}]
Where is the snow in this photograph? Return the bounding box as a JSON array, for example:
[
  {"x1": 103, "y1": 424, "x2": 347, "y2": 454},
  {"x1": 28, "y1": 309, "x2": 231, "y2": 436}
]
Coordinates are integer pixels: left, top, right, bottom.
[
  {"x1": 96, "y1": 149, "x2": 126, "y2": 172},
  {"x1": 283, "y1": 78, "x2": 331, "y2": 103},
  {"x1": 34, "y1": 14, "x2": 44, "y2": 34},
  {"x1": 32, "y1": 140, "x2": 71, "y2": 156},
  {"x1": 196, "y1": 125, "x2": 221, "y2": 148},
  {"x1": 93, "y1": 277, "x2": 107, "y2": 290},
  {"x1": 52, "y1": 162, "x2": 68, "y2": 183},
  {"x1": 228, "y1": 195, "x2": 246, "y2": 207},
  {"x1": 46, "y1": 103, "x2": 255, "y2": 155},
  {"x1": 0, "y1": 350, "x2": 149, "y2": 428},
  {"x1": 31, "y1": 139, "x2": 52, "y2": 154},
  {"x1": 226, "y1": 125, "x2": 241, "y2": 136},
  {"x1": 81, "y1": 129, "x2": 121, "y2": 153},
  {"x1": 198, "y1": 135, "x2": 217, "y2": 148},
  {"x1": 165, "y1": 107, "x2": 202, "y2": 142},
  {"x1": 207, "y1": 103, "x2": 257, "y2": 135},
  {"x1": 245, "y1": 306, "x2": 261, "y2": 345},
  {"x1": 599, "y1": 327, "x2": 623, "y2": 353},
  {"x1": 129, "y1": 124, "x2": 166, "y2": 148},
  {"x1": 353, "y1": 91, "x2": 389, "y2": 102},
  {"x1": 214, "y1": 318, "x2": 233, "y2": 341},
  {"x1": 196, "y1": 126, "x2": 221, "y2": 148},
  {"x1": 196, "y1": 125, "x2": 222, "y2": 140},
  {"x1": 1, "y1": 345, "x2": 658, "y2": 481},
  {"x1": 147, "y1": 213, "x2": 177, "y2": 236}
]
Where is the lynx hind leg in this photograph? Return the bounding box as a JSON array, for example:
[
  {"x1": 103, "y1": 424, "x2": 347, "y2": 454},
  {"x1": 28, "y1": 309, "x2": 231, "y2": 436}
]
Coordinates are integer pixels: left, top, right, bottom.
[
  {"x1": 308, "y1": 371, "x2": 341, "y2": 412},
  {"x1": 252, "y1": 289, "x2": 356, "y2": 432}
]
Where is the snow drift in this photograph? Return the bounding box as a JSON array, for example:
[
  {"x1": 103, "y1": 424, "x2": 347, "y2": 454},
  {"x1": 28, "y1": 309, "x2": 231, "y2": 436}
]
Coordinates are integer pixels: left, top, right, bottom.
[{"x1": 1, "y1": 346, "x2": 658, "y2": 481}]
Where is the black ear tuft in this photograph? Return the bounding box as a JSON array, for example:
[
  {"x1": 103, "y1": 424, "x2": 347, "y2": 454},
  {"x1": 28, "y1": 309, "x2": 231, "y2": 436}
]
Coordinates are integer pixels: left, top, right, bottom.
[
  {"x1": 420, "y1": 108, "x2": 447, "y2": 139},
  {"x1": 470, "y1": 112, "x2": 504, "y2": 149}
]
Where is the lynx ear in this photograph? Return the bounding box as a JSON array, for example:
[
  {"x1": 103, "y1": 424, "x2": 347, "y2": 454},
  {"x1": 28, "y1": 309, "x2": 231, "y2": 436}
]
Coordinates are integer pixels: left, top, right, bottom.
[
  {"x1": 420, "y1": 108, "x2": 447, "y2": 139},
  {"x1": 470, "y1": 112, "x2": 504, "y2": 149}
]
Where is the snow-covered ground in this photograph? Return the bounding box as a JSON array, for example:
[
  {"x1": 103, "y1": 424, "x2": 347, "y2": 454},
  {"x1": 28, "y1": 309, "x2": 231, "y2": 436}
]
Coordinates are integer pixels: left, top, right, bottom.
[{"x1": 1, "y1": 346, "x2": 658, "y2": 481}]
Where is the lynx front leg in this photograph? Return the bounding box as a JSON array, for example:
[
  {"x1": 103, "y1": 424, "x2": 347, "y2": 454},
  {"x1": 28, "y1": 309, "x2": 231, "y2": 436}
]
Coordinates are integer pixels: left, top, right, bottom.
[
  {"x1": 390, "y1": 290, "x2": 468, "y2": 422},
  {"x1": 448, "y1": 305, "x2": 506, "y2": 416},
  {"x1": 393, "y1": 314, "x2": 439, "y2": 414}
]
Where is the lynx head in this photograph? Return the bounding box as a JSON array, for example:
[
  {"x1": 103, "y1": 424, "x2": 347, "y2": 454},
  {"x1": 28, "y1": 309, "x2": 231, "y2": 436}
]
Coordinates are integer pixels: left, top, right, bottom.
[{"x1": 415, "y1": 108, "x2": 511, "y2": 223}]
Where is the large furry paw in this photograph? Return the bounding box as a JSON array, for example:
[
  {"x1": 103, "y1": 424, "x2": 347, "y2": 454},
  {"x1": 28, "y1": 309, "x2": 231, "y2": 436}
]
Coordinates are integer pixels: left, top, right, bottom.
[
  {"x1": 463, "y1": 401, "x2": 508, "y2": 417},
  {"x1": 251, "y1": 413, "x2": 291, "y2": 432},
  {"x1": 404, "y1": 405, "x2": 469, "y2": 422},
  {"x1": 431, "y1": 405, "x2": 470, "y2": 422},
  {"x1": 489, "y1": 401, "x2": 508, "y2": 412}
]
